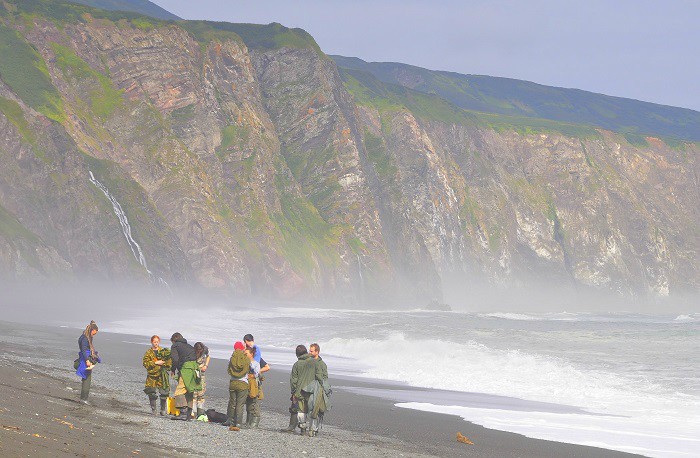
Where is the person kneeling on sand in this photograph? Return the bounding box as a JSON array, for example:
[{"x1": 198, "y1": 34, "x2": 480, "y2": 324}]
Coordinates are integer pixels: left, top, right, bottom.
[
  {"x1": 285, "y1": 345, "x2": 318, "y2": 435},
  {"x1": 76, "y1": 321, "x2": 100, "y2": 405},
  {"x1": 169, "y1": 333, "x2": 201, "y2": 421},
  {"x1": 307, "y1": 343, "x2": 332, "y2": 436},
  {"x1": 223, "y1": 341, "x2": 249, "y2": 430},
  {"x1": 142, "y1": 335, "x2": 171, "y2": 416}
]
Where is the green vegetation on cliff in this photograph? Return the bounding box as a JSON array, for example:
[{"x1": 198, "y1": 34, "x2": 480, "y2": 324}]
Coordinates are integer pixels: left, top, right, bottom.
[
  {"x1": 342, "y1": 68, "x2": 598, "y2": 138},
  {"x1": 273, "y1": 194, "x2": 340, "y2": 276},
  {"x1": 333, "y1": 55, "x2": 700, "y2": 142},
  {"x1": 364, "y1": 131, "x2": 397, "y2": 179},
  {"x1": 0, "y1": 96, "x2": 36, "y2": 144},
  {"x1": 50, "y1": 43, "x2": 123, "y2": 119},
  {"x1": 2, "y1": 0, "x2": 170, "y2": 30},
  {"x1": 68, "y1": 0, "x2": 180, "y2": 20},
  {"x1": 0, "y1": 204, "x2": 40, "y2": 243},
  {"x1": 182, "y1": 21, "x2": 322, "y2": 54},
  {"x1": 0, "y1": 23, "x2": 64, "y2": 122},
  {"x1": 0, "y1": 204, "x2": 46, "y2": 272}
]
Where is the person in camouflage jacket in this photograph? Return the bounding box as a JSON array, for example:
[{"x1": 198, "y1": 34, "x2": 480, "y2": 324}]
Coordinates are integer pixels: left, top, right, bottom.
[{"x1": 143, "y1": 335, "x2": 172, "y2": 416}]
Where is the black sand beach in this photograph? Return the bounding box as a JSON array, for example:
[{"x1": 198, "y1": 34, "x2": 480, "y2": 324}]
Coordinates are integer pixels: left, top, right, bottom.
[{"x1": 0, "y1": 321, "x2": 642, "y2": 457}]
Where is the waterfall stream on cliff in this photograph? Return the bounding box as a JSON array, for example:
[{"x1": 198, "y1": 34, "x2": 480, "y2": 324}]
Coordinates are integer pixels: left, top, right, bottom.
[{"x1": 89, "y1": 171, "x2": 169, "y2": 288}]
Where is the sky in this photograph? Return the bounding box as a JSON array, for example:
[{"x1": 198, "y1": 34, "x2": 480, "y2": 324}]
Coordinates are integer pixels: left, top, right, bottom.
[{"x1": 152, "y1": 0, "x2": 700, "y2": 111}]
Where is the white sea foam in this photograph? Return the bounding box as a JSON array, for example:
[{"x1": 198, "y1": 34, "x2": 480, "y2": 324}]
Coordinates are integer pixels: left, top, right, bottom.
[
  {"x1": 481, "y1": 312, "x2": 540, "y2": 320},
  {"x1": 322, "y1": 332, "x2": 682, "y2": 410},
  {"x1": 396, "y1": 403, "x2": 700, "y2": 458},
  {"x1": 674, "y1": 313, "x2": 700, "y2": 323},
  {"x1": 322, "y1": 332, "x2": 700, "y2": 458}
]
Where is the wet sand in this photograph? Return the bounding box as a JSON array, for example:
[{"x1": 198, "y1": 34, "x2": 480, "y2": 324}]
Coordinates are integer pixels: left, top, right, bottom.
[{"x1": 0, "y1": 320, "x2": 642, "y2": 457}]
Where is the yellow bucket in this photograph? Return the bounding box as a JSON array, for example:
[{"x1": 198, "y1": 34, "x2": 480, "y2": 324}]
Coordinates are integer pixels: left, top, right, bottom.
[{"x1": 166, "y1": 397, "x2": 179, "y2": 416}]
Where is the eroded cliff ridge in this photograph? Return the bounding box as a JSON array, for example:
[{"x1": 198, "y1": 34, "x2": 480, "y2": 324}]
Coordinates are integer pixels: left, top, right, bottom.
[{"x1": 1, "y1": 1, "x2": 698, "y2": 306}]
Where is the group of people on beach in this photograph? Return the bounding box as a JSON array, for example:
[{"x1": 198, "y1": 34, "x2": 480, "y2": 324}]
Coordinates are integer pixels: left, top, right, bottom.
[{"x1": 75, "y1": 321, "x2": 332, "y2": 437}]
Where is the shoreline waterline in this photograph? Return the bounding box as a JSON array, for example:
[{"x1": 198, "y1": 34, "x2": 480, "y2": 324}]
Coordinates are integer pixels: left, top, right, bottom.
[
  {"x1": 98, "y1": 306, "x2": 698, "y2": 458},
  {"x1": 0, "y1": 319, "x2": 640, "y2": 457}
]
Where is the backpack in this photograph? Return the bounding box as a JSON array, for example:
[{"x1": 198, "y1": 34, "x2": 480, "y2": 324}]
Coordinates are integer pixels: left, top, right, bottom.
[{"x1": 205, "y1": 409, "x2": 228, "y2": 423}]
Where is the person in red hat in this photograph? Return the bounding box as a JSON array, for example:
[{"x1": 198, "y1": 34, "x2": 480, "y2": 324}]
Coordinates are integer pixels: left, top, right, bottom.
[{"x1": 223, "y1": 341, "x2": 249, "y2": 429}]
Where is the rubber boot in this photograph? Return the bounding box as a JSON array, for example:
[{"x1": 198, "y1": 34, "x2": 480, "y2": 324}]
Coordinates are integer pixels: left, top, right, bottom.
[
  {"x1": 298, "y1": 412, "x2": 307, "y2": 435},
  {"x1": 250, "y1": 416, "x2": 260, "y2": 428},
  {"x1": 159, "y1": 398, "x2": 167, "y2": 416},
  {"x1": 280, "y1": 413, "x2": 298, "y2": 432},
  {"x1": 148, "y1": 397, "x2": 157, "y2": 415},
  {"x1": 170, "y1": 406, "x2": 189, "y2": 421}
]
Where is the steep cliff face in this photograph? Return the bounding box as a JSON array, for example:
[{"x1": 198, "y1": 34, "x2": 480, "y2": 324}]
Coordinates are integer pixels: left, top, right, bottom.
[
  {"x1": 0, "y1": 1, "x2": 697, "y2": 305},
  {"x1": 354, "y1": 106, "x2": 700, "y2": 301}
]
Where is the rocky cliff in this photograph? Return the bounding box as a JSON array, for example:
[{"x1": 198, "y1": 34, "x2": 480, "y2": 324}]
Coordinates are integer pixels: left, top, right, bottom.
[{"x1": 0, "y1": 0, "x2": 698, "y2": 307}]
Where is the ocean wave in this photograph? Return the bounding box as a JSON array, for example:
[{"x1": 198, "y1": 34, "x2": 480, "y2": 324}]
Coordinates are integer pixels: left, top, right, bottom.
[
  {"x1": 481, "y1": 312, "x2": 540, "y2": 321},
  {"x1": 477, "y1": 311, "x2": 690, "y2": 324},
  {"x1": 321, "y1": 332, "x2": 696, "y2": 416},
  {"x1": 674, "y1": 313, "x2": 700, "y2": 323}
]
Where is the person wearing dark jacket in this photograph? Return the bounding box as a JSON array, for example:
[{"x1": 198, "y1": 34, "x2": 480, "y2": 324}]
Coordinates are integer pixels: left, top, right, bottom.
[
  {"x1": 283, "y1": 345, "x2": 318, "y2": 434},
  {"x1": 76, "y1": 321, "x2": 100, "y2": 405},
  {"x1": 169, "y1": 333, "x2": 200, "y2": 421}
]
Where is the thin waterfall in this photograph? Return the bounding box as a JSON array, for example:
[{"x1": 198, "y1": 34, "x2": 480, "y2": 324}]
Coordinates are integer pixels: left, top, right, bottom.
[
  {"x1": 89, "y1": 171, "x2": 170, "y2": 289},
  {"x1": 357, "y1": 253, "x2": 365, "y2": 302}
]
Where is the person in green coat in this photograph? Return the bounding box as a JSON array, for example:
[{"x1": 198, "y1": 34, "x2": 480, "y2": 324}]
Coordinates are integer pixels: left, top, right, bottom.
[
  {"x1": 308, "y1": 343, "x2": 330, "y2": 436},
  {"x1": 287, "y1": 345, "x2": 318, "y2": 435},
  {"x1": 142, "y1": 335, "x2": 171, "y2": 416},
  {"x1": 223, "y1": 341, "x2": 249, "y2": 430},
  {"x1": 169, "y1": 333, "x2": 201, "y2": 421}
]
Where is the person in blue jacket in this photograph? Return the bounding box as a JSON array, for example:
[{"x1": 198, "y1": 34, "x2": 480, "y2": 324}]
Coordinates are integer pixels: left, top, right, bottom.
[{"x1": 76, "y1": 321, "x2": 101, "y2": 405}]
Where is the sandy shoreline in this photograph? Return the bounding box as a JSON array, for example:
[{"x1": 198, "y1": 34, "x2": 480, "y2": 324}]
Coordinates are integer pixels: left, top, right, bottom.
[{"x1": 0, "y1": 320, "x2": 641, "y2": 457}]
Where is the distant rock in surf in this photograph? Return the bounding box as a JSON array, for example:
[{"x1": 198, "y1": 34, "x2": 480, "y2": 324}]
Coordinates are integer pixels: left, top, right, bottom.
[{"x1": 424, "y1": 300, "x2": 452, "y2": 312}]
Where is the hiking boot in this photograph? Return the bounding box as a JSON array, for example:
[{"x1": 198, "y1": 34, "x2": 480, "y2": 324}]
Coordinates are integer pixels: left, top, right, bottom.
[
  {"x1": 159, "y1": 398, "x2": 167, "y2": 416},
  {"x1": 149, "y1": 397, "x2": 157, "y2": 415},
  {"x1": 170, "y1": 407, "x2": 189, "y2": 421},
  {"x1": 280, "y1": 413, "x2": 297, "y2": 432}
]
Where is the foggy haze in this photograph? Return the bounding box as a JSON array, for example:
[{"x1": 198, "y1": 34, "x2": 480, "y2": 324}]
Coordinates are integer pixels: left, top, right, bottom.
[{"x1": 1, "y1": 277, "x2": 696, "y2": 330}]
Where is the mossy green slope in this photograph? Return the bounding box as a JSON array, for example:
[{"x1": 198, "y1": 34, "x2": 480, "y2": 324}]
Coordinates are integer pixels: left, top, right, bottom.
[
  {"x1": 341, "y1": 68, "x2": 599, "y2": 139},
  {"x1": 0, "y1": 23, "x2": 64, "y2": 121},
  {"x1": 333, "y1": 55, "x2": 700, "y2": 142}
]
